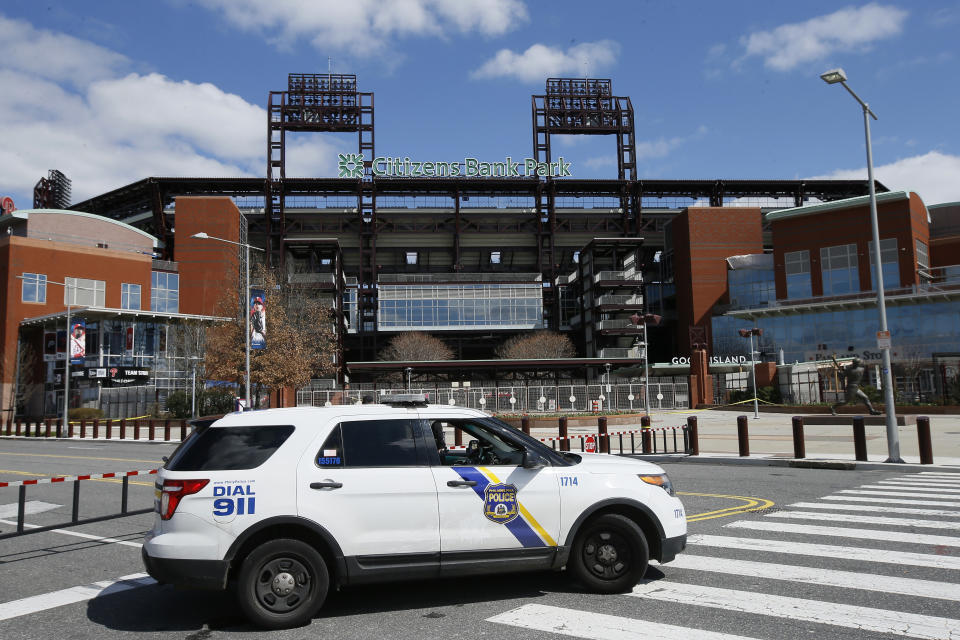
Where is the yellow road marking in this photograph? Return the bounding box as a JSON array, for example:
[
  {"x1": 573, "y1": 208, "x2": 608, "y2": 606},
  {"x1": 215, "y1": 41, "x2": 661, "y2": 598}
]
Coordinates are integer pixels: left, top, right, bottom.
[
  {"x1": 477, "y1": 466, "x2": 559, "y2": 547},
  {"x1": 679, "y1": 491, "x2": 775, "y2": 522},
  {"x1": 0, "y1": 451, "x2": 163, "y2": 464},
  {"x1": 0, "y1": 468, "x2": 46, "y2": 477}
]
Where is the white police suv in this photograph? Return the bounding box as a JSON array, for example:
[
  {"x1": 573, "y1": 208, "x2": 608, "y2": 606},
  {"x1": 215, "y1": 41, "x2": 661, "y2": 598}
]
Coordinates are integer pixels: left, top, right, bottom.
[{"x1": 143, "y1": 396, "x2": 687, "y2": 629}]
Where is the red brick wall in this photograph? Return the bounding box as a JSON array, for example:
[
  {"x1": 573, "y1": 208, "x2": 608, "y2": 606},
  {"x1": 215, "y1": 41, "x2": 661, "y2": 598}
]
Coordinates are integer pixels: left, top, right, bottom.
[
  {"x1": 173, "y1": 197, "x2": 242, "y2": 317},
  {"x1": 771, "y1": 193, "x2": 930, "y2": 297},
  {"x1": 671, "y1": 207, "x2": 764, "y2": 355},
  {"x1": 0, "y1": 236, "x2": 152, "y2": 412}
]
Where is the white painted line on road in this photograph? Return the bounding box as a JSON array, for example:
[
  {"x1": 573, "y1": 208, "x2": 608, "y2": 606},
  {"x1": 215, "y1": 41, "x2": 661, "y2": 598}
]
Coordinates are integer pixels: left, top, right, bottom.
[
  {"x1": 0, "y1": 501, "x2": 61, "y2": 519},
  {"x1": 487, "y1": 603, "x2": 760, "y2": 640},
  {"x1": 726, "y1": 520, "x2": 960, "y2": 547},
  {"x1": 877, "y1": 480, "x2": 960, "y2": 489},
  {"x1": 686, "y1": 534, "x2": 960, "y2": 570},
  {"x1": 0, "y1": 573, "x2": 155, "y2": 622},
  {"x1": 665, "y1": 554, "x2": 960, "y2": 601},
  {"x1": 768, "y1": 510, "x2": 957, "y2": 529},
  {"x1": 838, "y1": 489, "x2": 960, "y2": 499},
  {"x1": 629, "y1": 582, "x2": 960, "y2": 640},
  {"x1": 858, "y1": 484, "x2": 960, "y2": 494},
  {"x1": 0, "y1": 518, "x2": 144, "y2": 548},
  {"x1": 892, "y1": 477, "x2": 960, "y2": 485},
  {"x1": 788, "y1": 502, "x2": 960, "y2": 518},
  {"x1": 916, "y1": 472, "x2": 960, "y2": 478},
  {"x1": 821, "y1": 495, "x2": 960, "y2": 507}
]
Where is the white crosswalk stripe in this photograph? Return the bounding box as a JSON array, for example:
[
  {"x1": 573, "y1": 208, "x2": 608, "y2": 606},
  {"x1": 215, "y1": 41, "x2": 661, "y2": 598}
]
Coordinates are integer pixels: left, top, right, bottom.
[
  {"x1": 767, "y1": 509, "x2": 959, "y2": 529},
  {"x1": 628, "y1": 582, "x2": 960, "y2": 640},
  {"x1": 489, "y1": 472, "x2": 960, "y2": 640},
  {"x1": 686, "y1": 533, "x2": 960, "y2": 570},
  {"x1": 787, "y1": 501, "x2": 960, "y2": 517},
  {"x1": 726, "y1": 519, "x2": 960, "y2": 546},
  {"x1": 821, "y1": 494, "x2": 960, "y2": 507},
  {"x1": 488, "y1": 604, "x2": 761, "y2": 640},
  {"x1": 665, "y1": 554, "x2": 960, "y2": 601},
  {"x1": 838, "y1": 488, "x2": 960, "y2": 499}
]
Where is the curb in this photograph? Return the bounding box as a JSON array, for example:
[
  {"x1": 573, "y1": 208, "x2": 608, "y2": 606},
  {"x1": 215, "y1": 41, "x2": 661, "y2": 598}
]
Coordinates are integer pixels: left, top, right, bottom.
[{"x1": 627, "y1": 453, "x2": 960, "y2": 473}]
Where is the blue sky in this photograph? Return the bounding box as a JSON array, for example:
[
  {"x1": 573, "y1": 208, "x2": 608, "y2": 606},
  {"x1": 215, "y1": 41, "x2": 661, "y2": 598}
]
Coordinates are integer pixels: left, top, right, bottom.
[{"x1": 1, "y1": 1, "x2": 958, "y2": 209}]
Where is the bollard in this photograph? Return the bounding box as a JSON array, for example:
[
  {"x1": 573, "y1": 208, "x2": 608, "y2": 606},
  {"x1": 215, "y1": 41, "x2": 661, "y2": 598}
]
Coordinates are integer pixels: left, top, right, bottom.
[
  {"x1": 852, "y1": 416, "x2": 867, "y2": 462},
  {"x1": 791, "y1": 416, "x2": 805, "y2": 459},
  {"x1": 55, "y1": 418, "x2": 63, "y2": 438},
  {"x1": 558, "y1": 417, "x2": 569, "y2": 452},
  {"x1": 133, "y1": 420, "x2": 141, "y2": 441},
  {"x1": 92, "y1": 419, "x2": 99, "y2": 439},
  {"x1": 15, "y1": 419, "x2": 22, "y2": 437},
  {"x1": 106, "y1": 419, "x2": 113, "y2": 439},
  {"x1": 149, "y1": 419, "x2": 156, "y2": 441},
  {"x1": 598, "y1": 416, "x2": 609, "y2": 454},
  {"x1": 180, "y1": 421, "x2": 187, "y2": 441},
  {"x1": 641, "y1": 415, "x2": 652, "y2": 454},
  {"x1": 521, "y1": 416, "x2": 531, "y2": 436},
  {"x1": 79, "y1": 419, "x2": 86, "y2": 439},
  {"x1": 454, "y1": 426, "x2": 463, "y2": 446},
  {"x1": 164, "y1": 419, "x2": 171, "y2": 441},
  {"x1": 5, "y1": 417, "x2": 10, "y2": 436},
  {"x1": 687, "y1": 416, "x2": 700, "y2": 456},
  {"x1": 67, "y1": 419, "x2": 74, "y2": 439},
  {"x1": 917, "y1": 416, "x2": 933, "y2": 465},
  {"x1": 737, "y1": 415, "x2": 750, "y2": 457},
  {"x1": 45, "y1": 419, "x2": 53, "y2": 438},
  {"x1": 119, "y1": 418, "x2": 127, "y2": 440}
]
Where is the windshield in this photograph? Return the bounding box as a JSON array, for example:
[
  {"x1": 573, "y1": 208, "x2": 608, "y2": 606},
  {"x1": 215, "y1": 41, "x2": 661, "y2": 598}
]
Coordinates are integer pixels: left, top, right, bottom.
[{"x1": 476, "y1": 416, "x2": 577, "y2": 467}]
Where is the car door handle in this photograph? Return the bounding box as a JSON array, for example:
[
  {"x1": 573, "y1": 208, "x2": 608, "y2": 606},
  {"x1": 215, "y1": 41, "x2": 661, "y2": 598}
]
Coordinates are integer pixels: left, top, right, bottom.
[
  {"x1": 447, "y1": 480, "x2": 477, "y2": 487},
  {"x1": 310, "y1": 481, "x2": 343, "y2": 490}
]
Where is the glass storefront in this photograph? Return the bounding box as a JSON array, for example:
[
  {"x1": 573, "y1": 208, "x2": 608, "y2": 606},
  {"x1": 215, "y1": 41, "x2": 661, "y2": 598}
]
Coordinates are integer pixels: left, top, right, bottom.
[{"x1": 712, "y1": 299, "x2": 960, "y2": 365}]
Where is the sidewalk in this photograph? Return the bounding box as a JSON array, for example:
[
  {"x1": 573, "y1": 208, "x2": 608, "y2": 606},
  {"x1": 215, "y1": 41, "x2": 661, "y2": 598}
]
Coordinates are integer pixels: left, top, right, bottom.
[{"x1": 530, "y1": 408, "x2": 960, "y2": 470}]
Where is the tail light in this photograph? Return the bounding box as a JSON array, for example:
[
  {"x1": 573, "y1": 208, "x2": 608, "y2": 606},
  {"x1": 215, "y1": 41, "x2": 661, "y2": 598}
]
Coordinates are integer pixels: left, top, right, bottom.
[{"x1": 160, "y1": 479, "x2": 209, "y2": 520}]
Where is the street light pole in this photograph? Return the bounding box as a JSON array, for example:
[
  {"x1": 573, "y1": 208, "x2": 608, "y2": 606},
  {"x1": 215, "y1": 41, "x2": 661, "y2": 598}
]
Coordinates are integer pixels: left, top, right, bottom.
[
  {"x1": 821, "y1": 68, "x2": 902, "y2": 462},
  {"x1": 738, "y1": 328, "x2": 762, "y2": 418},
  {"x1": 631, "y1": 312, "x2": 661, "y2": 417},
  {"x1": 191, "y1": 232, "x2": 264, "y2": 411},
  {"x1": 64, "y1": 287, "x2": 72, "y2": 435}
]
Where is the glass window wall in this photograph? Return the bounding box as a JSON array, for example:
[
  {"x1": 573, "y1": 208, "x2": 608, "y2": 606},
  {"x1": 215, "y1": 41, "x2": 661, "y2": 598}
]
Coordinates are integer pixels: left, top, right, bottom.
[
  {"x1": 728, "y1": 267, "x2": 776, "y2": 309},
  {"x1": 378, "y1": 283, "x2": 543, "y2": 331},
  {"x1": 868, "y1": 238, "x2": 900, "y2": 290},
  {"x1": 21, "y1": 272, "x2": 47, "y2": 303},
  {"x1": 151, "y1": 271, "x2": 179, "y2": 313},
  {"x1": 121, "y1": 283, "x2": 141, "y2": 310},
  {"x1": 64, "y1": 277, "x2": 106, "y2": 306},
  {"x1": 784, "y1": 250, "x2": 812, "y2": 299},
  {"x1": 820, "y1": 244, "x2": 859, "y2": 296}
]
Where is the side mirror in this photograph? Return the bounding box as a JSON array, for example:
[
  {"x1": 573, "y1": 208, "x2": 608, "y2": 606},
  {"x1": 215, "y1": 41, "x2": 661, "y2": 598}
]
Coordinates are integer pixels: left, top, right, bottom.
[{"x1": 522, "y1": 449, "x2": 546, "y2": 470}]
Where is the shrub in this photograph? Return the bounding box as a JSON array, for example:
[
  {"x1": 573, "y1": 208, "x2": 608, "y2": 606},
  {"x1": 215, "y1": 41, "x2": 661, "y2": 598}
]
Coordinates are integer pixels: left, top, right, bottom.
[
  {"x1": 729, "y1": 385, "x2": 781, "y2": 406},
  {"x1": 68, "y1": 407, "x2": 104, "y2": 420},
  {"x1": 165, "y1": 391, "x2": 192, "y2": 419},
  {"x1": 201, "y1": 387, "x2": 237, "y2": 415}
]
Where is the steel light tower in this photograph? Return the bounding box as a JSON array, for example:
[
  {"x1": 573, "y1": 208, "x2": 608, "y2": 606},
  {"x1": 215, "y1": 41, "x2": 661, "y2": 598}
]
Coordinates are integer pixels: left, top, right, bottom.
[{"x1": 820, "y1": 68, "x2": 902, "y2": 462}]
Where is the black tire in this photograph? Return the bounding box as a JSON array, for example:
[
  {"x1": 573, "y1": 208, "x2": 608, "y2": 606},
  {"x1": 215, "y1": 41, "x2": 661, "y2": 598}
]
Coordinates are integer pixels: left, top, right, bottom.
[
  {"x1": 236, "y1": 538, "x2": 329, "y2": 629},
  {"x1": 568, "y1": 513, "x2": 649, "y2": 593}
]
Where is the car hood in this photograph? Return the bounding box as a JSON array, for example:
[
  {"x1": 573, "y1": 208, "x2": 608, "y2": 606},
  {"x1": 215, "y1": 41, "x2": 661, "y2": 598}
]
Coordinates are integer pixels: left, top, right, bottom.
[{"x1": 572, "y1": 452, "x2": 666, "y2": 475}]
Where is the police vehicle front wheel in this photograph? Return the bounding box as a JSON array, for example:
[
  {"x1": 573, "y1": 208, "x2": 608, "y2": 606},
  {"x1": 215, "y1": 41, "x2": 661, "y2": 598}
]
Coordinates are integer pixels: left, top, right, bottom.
[
  {"x1": 569, "y1": 513, "x2": 649, "y2": 593},
  {"x1": 236, "y1": 539, "x2": 329, "y2": 629}
]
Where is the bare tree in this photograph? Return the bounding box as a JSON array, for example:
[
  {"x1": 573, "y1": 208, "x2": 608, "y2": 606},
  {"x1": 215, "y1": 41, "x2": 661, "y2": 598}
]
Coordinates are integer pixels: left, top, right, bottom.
[
  {"x1": 379, "y1": 332, "x2": 454, "y2": 361},
  {"x1": 496, "y1": 331, "x2": 576, "y2": 360},
  {"x1": 204, "y1": 265, "x2": 338, "y2": 406}
]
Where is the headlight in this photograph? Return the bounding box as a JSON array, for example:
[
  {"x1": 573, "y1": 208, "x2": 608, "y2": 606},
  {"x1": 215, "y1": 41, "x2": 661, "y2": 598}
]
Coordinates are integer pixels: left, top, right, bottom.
[{"x1": 639, "y1": 474, "x2": 675, "y2": 496}]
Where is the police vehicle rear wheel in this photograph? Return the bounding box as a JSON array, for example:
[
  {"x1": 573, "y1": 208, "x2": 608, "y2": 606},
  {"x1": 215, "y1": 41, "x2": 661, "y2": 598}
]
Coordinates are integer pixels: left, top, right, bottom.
[
  {"x1": 569, "y1": 513, "x2": 648, "y2": 593},
  {"x1": 237, "y1": 538, "x2": 329, "y2": 629}
]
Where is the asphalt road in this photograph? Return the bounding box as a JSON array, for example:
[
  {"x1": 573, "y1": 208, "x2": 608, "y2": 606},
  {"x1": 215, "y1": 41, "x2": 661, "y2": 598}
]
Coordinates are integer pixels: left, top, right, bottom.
[{"x1": 1, "y1": 438, "x2": 958, "y2": 639}]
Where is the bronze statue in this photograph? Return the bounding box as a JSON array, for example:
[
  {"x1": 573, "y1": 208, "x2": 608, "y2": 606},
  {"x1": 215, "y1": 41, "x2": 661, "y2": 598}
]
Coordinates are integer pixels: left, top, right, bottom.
[{"x1": 830, "y1": 356, "x2": 880, "y2": 416}]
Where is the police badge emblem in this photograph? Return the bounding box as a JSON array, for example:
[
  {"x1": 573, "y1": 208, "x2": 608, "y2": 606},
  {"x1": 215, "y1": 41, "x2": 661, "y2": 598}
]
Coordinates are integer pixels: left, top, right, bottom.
[{"x1": 483, "y1": 483, "x2": 519, "y2": 524}]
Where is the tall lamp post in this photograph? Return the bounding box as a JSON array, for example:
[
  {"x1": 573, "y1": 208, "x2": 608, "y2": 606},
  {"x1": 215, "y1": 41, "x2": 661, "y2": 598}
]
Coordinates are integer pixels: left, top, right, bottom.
[
  {"x1": 191, "y1": 232, "x2": 265, "y2": 409},
  {"x1": 820, "y1": 68, "x2": 902, "y2": 462},
  {"x1": 630, "y1": 312, "x2": 662, "y2": 416},
  {"x1": 738, "y1": 328, "x2": 763, "y2": 419}
]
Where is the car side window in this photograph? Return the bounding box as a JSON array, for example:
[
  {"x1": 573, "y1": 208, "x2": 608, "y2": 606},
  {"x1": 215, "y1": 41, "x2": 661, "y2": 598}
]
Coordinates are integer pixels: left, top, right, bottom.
[
  {"x1": 315, "y1": 425, "x2": 344, "y2": 468},
  {"x1": 434, "y1": 420, "x2": 524, "y2": 467},
  {"x1": 335, "y1": 419, "x2": 422, "y2": 467}
]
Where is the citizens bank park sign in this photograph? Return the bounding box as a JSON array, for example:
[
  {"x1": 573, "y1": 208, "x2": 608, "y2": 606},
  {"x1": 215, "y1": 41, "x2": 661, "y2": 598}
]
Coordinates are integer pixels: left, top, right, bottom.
[{"x1": 338, "y1": 154, "x2": 571, "y2": 179}]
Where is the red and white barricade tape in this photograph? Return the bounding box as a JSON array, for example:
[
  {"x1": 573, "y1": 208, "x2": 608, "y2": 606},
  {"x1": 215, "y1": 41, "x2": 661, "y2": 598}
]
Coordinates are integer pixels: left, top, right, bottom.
[{"x1": 0, "y1": 468, "x2": 158, "y2": 488}]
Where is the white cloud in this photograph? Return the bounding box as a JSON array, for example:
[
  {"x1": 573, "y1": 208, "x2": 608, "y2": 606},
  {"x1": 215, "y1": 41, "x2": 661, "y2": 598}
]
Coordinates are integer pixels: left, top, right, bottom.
[
  {"x1": 810, "y1": 151, "x2": 960, "y2": 205},
  {"x1": 738, "y1": 3, "x2": 908, "y2": 71},
  {"x1": 194, "y1": 0, "x2": 527, "y2": 54},
  {"x1": 0, "y1": 14, "x2": 344, "y2": 206},
  {"x1": 472, "y1": 40, "x2": 619, "y2": 83}
]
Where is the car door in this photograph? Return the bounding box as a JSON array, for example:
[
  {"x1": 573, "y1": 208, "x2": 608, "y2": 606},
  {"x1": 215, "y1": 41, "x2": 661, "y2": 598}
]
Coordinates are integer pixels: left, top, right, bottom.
[
  {"x1": 296, "y1": 416, "x2": 440, "y2": 579},
  {"x1": 424, "y1": 415, "x2": 561, "y2": 567}
]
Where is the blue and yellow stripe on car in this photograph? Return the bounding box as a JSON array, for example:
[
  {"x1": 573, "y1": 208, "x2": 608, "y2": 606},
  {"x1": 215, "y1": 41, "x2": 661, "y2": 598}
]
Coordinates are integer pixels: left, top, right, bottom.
[{"x1": 452, "y1": 466, "x2": 557, "y2": 548}]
